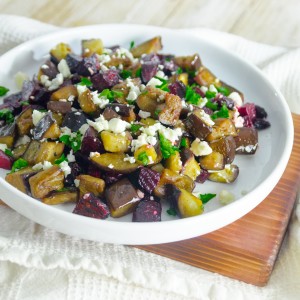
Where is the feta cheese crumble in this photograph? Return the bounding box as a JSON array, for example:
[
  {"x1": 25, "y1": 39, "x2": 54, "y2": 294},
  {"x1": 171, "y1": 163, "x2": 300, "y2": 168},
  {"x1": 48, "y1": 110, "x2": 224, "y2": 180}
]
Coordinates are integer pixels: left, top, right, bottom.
[
  {"x1": 57, "y1": 59, "x2": 71, "y2": 78},
  {"x1": 67, "y1": 150, "x2": 76, "y2": 163},
  {"x1": 190, "y1": 139, "x2": 212, "y2": 156},
  {"x1": 228, "y1": 92, "x2": 243, "y2": 107},
  {"x1": 14, "y1": 135, "x2": 31, "y2": 147},
  {"x1": 123, "y1": 155, "x2": 136, "y2": 164},
  {"x1": 32, "y1": 161, "x2": 53, "y2": 171},
  {"x1": 74, "y1": 179, "x2": 80, "y2": 187},
  {"x1": 147, "y1": 77, "x2": 163, "y2": 88},
  {"x1": 40, "y1": 73, "x2": 64, "y2": 91},
  {"x1": 0, "y1": 143, "x2": 7, "y2": 152},
  {"x1": 59, "y1": 161, "x2": 71, "y2": 177},
  {"x1": 126, "y1": 78, "x2": 141, "y2": 101},
  {"x1": 138, "y1": 110, "x2": 151, "y2": 119},
  {"x1": 32, "y1": 110, "x2": 46, "y2": 126}
]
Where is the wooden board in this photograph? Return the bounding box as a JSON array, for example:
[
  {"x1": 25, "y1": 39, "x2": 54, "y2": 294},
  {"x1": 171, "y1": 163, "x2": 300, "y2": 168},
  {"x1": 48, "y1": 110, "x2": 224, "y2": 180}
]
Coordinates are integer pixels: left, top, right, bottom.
[{"x1": 137, "y1": 113, "x2": 300, "y2": 287}]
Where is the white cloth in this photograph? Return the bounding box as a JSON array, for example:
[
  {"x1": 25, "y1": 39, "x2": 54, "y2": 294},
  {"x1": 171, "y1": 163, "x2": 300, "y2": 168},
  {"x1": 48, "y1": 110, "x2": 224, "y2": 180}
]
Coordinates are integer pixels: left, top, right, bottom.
[{"x1": 0, "y1": 14, "x2": 300, "y2": 300}]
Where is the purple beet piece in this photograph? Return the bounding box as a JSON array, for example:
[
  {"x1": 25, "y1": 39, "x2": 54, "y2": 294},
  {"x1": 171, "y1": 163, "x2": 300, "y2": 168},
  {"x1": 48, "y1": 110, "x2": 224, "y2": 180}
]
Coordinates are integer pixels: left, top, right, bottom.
[
  {"x1": 202, "y1": 106, "x2": 213, "y2": 115},
  {"x1": 71, "y1": 74, "x2": 82, "y2": 84},
  {"x1": 66, "y1": 54, "x2": 82, "y2": 74},
  {"x1": 255, "y1": 105, "x2": 268, "y2": 119},
  {"x1": 87, "y1": 164, "x2": 102, "y2": 178},
  {"x1": 64, "y1": 162, "x2": 82, "y2": 187},
  {"x1": 40, "y1": 60, "x2": 58, "y2": 79},
  {"x1": 158, "y1": 54, "x2": 178, "y2": 74},
  {"x1": 141, "y1": 54, "x2": 160, "y2": 64},
  {"x1": 195, "y1": 169, "x2": 210, "y2": 183},
  {"x1": 81, "y1": 126, "x2": 104, "y2": 155},
  {"x1": 212, "y1": 94, "x2": 235, "y2": 110},
  {"x1": 141, "y1": 63, "x2": 158, "y2": 83},
  {"x1": 168, "y1": 80, "x2": 186, "y2": 98},
  {"x1": 238, "y1": 103, "x2": 256, "y2": 127},
  {"x1": 194, "y1": 86, "x2": 205, "y2": 97},
  {"x1": 73, "y1": 192, "x2": 110, "y2": 219},
  {"x1": 102, "y1": 171, "x2": 124, "y2": 185},
  {"x1": 0, "y1": 150, "x2": 12, "y2": 170},
  {"x1": 74, "y1": 151, "x2": 89, "y2": 172},
  {"x1": 77, "y1": 54, "x2": 99, "y2": 76},
  {"x1": 253, "y1": 118, "x2": 271, "y2": 130},
  {"x1": 62, "y1": 111, "x2": 88, "y2": 131},
  {"x1": 132, "y1": 199, "x2": 161, "y2": 222},
  {"x1": 21, "y1": 80, "x2": 38, "y2": 101},
  {"x1": 3, "y1": 92, "x2": 22, "y2": 109},
  {"x1": 91, "y1": 69, "x2": 120, "y2": 92},
  {"x1": 130, "y1": 167, "x2": 161, "y2": 194}
]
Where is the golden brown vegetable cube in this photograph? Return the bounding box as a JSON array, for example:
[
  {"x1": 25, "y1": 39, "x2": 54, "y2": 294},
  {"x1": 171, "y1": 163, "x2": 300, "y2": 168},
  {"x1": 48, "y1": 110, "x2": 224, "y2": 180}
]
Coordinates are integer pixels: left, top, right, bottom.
[
  {"x1": 164, "y1": 151, "x2": 182, "y2": 173},
  {"x1": 194, "y1": 67, "x2": 221, "y2": 87},
  {"x1": 77, "y1": 174, "x2": 105, "y2": 198},
  {"x1": 199, "y1": 151, "x2": 225, "y2": 170},
  {"x1": 180, "y1": 148, "x2": 201, "y2": 181},
  {"x1": 36, "y1": 142, "x2": 65, "y2": 164},
  {"x1": 12, "y1": 143, "x2": 29, "y2": 160},
  {"x1": 105, "y1": 178, "x2": 142, "y2": 218},
  {"x1": 50, "y1": 43, "x2": 72, "y2": 63},
  {"x1": 29, "y1": 166, "x2": 64, "y2": 199},
  {"x1": 130, "y1": 36, "x2": 162, "y2": 58},
  {"x1": 5, "y1": 167, "x2": 35, "y2": 194},
  {"x1": 206, "y1": 118, "x2": 237, "y2": 142},
  {"x1": 50, "y1": 85, "x2": 78, "y2": 101},
  {"x1": 43, "y1": 122, "x2": 61, "y2": 139},
  {"x1": 16, "y1": 107, "x2": 33, "y2": 136},
  {"x1": 158, "y1": 93, "x2": 182, "y2": 126},
  {"x1": 78, "y1": 89, "x2": 98, "y2": 114},
  {"x1": 100, "y1": 131, "x2": 131, "y2": 153},
  {"x1": 82, "y1": 39, "x2": 103, "y2": 57},
  {"x1": 134, "y1": 144, "x2": 158, "y2": 166},
  {"x1": 208, "y1": 164, "x2": 239, "y2": 183},
  {"x1": 42, "y1": 189, "x2": 78, "y2": 205},
  {"x1": 0, "y1": 122, "x2": 16, "y2": 148},
  {"x1": 174, "y1": 54, "x2": 202, "y2": 71},
  {"x1": 209, "y1": 136, "x2": 236, "y2": 164}
]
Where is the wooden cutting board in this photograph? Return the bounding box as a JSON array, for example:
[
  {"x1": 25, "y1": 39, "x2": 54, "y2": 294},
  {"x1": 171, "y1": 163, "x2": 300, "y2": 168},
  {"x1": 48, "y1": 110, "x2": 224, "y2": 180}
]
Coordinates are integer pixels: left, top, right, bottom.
[{"x1": 137, "y1": 113, "x2": 300, "y2": 287}]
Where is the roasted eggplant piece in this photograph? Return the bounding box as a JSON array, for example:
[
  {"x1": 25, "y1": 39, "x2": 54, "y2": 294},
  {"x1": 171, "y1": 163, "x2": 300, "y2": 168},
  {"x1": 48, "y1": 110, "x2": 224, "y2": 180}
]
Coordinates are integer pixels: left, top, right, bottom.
[
  {"x1": 130, "y1": 36, "x2": 162, "y2": 58},
  {"x1": 50, "y1": 85, "x2": 78, "y2": 102},
  {"x1": 157, "y1": 93, "x2": 182, "y2": 126},
  {"x1": 185, "y1": 109, "x2": 213, "y2": 140},
  {"x1": 173, "y1": 54, "x2": 201, "y2": 72},
  {"x1": 47, "y1": 101, "x2": 72, "y2": 114},
  {"x1": 32, "y1": 112, "x2": 61, "y2": 140},
  {"x1": 90, "y1": 152, "x2": 139, "y2": 174},
  {"x1": 62, "y1": 111, "x2": 88, "y2": 131},
  {"x1": 73, "y1": 192, "x2": 110, "y2": 219},
  {"x1": 154, "y1": 168, "x2": 195, "y2": 198},
  {"x1": 77, "y1": 88, "x2": 98, "y2": 114},
  {"x1": 42, "y1": 188, "x2": 78, "y2": 205},
  {"x1": 50, "y1": 43, "x2": 72, "y2": 64},
  {"x1": 206, "y1": 118, "x2": 237, "y2": 142},
  {"x1": 0, "y1": 122, "x2": 16, "y2": 148},
  {"x1": 199, "y1": 151, "x2": 225, "y2": 170},
  {"x1": 180, "y1": 148, "x2": 201, "y2": 181},
  {"x1": 105, "y1": 104, "x2": 136, "y2": 123},
  {"x1": 82, "y1": 39, "x2": 103, "y2": 57},
  {"x1": 105, "y1": 178, "x2": 143, "y2": 218},
  {"x1": 209, "y1": 136, "x2": 236, "y2": 164},
  {"x1": 208, "y1": 164, "x2": 239, "y2": 183},
  {"x1": 29, "y1": 165, "x2": 64, "y2": 198},
  {"x1": 234, "y1": 127, "x2": 258, "y2": 154},
  {"x1": 38, "y1": 60, "x2": 58, "y2": 80},
  {"x1": 77, "y1": 174, "x2": 105, "y2": 198},
  {"x1": 132, "y1": 198, "x2": 161, "y2": 222},
  {"x1": 5, "y1": 167, "x2": 36, "y2": 193},
  {"x1": 16, "y1": 107, "x2": 33, "y2": 136},
  {"x1": 100, "y1": 131, "x2": 131, "y2": 153},
  {"x1": 134, "y1": 144, "x2": 159, "y2": 166},
  {"x1": 166, "y1": 184, "x2": 203, "y2": 218},
  {"x1": 164, "y1": 151, "x2": 182, "y2": 173},
  {"x1": 12, "y1": 143, "x2": 29, "y2": 160}
]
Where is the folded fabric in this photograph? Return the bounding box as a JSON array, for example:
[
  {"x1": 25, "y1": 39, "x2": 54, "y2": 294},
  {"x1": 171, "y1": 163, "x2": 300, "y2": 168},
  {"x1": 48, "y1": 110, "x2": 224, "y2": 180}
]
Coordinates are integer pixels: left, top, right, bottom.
[{"x1": 0, "y1": 14, "x2": 299, "y2": 300}]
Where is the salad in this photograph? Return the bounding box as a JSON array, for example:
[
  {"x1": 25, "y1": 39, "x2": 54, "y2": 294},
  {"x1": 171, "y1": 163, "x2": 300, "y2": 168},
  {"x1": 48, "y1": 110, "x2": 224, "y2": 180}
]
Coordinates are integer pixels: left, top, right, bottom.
[{"x1": 0, "y1": 36, "x2": 270, "y2": 222}]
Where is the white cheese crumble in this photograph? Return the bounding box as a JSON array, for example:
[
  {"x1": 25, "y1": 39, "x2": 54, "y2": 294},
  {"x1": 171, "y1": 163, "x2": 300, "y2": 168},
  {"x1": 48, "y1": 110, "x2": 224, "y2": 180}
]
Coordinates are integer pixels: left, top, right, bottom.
[
  {"x1": 190, "y1": 139, "x2": 212, "y2": 156},
  {"x1": 91, "y1": 91, "x2": 110, "y2": 109},
  {"x1": 209, "y1": 84, "x2": 218, "y2": 94},
  {"x1": 0, "y1": 143, "x2": 7, "y2": 152},
  {"x1": 87, "y1": 115, "x2": 109, "y2": 132},
  {"x1": 126, "y1": 78, "x2": 141, "y2": 101},
  {"x1": 68, "y1": 95, "x2": 75, "y2": 102},
  {"x1": 115, "y1": 106, "x2": 120, "y2": 112},
  {"x1": 32, "y1": 161, "x2": 53, "y2": 171},
  {"x1": 90, "y1": 152, "x2": 100, "y2": 158},
  {"x1": 123, "y1": 155, "x2": 136, "y2": 164},
  {"x1": 74, "y1": 179, "x2": 80, "y2": 187},
  {"x1": 200, "y1": 86, "x2": 208, "y2": 94},
  {"x1": 233, "y1": 109, "x2": 244, "y2": 128},
  {"x1": 67, "y1": 150, "x2": 75, "y2": 163},
  {"x1": 228, "y1": 92, "x2": 243, "y2": 107},
  {"x1": 108, "y1": 163, "x2": 114, "y2": 169},
  {"x1": 147, "y1": 77, "x2": 162, "y2": 88},
  {"x1": 115, "y1": 48, "x2": 138, "y2": 64},
  {"x1": 155, "y1": 70, "x2": 168, "y2": 80},
  {"x1": 138, "y1": 110, "x2": 151, "y2": 119},
  {"x1": 131, "y1": 133, "x2": 157, "y2": 152},
  {"x1": 59, "y1": 161, "x2": 71, "y2": 177},
  {"x1": 79, "y1": 123, "x2": 89, "y2": 135},
  {"x1": 57, "y1": 59, "x2": 71, "y2": 78},
  {"x1": 219, "y1": 190, "x2": 235, "y2": 205},
  {"x1": 14, "y1": 135, "x2": 31, "y2": 147},
  {"x1": 40, "y1": 73, "x2": 64, "y2": 91},
  {"x1": 108, "y1": 118, "x2": 130, "y2": 133},
  {"x1": 41, "y1": 64, "x2": 49, "y2": 69},
  {"x1": 32, "y1": 110, "x2": 46, "y2": 126},
  {"x1": 198, "y1": 109, "x2": 215, "y2": 126},
  {"x1": 77, "y1": 84, "x2": 88, "y2": 95},
  {"x1": 97, "y1": 54, "x2": 111, "y2": 64}
]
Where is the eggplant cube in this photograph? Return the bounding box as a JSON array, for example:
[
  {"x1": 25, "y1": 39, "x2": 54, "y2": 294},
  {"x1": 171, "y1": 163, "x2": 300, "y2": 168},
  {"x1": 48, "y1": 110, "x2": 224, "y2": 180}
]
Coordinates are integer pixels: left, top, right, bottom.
[
  {"x1": 105, "y1": 178, "x2": 142, "y2": 218},
  {"x1": 77, "y1": 174, "x2": 105, "y2": 198},
  {"x1": 0, "y1": 122, "x2": 16, "y2": 148},
  {"x1": 132, "y1": 199, "x2": 161, "y2": 222},
  {"x1": 73, "y1": 192, "x2": 109, "y2": 219},
  {"x1": 234, "y1": 127, "x2": 258, "y2": 154}
]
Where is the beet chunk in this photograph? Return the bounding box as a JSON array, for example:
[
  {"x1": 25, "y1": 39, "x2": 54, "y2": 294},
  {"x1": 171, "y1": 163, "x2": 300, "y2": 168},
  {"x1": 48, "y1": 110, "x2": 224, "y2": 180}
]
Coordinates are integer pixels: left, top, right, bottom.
[
  {"x1": 77, "y1": 54, "x2": 99, "y2": 76},
  {"x1": 66, "y1": 54, "x2": 82, "y2": 74},
  {"x1": 132, "y1": 199, "x2": 161, "y2": 222},
  {"x1": 73, "y1": 192, "x2": 110, "y2": 219},
  {"x1": 102, "y1": 171, "x2": 124, "y2": 185},
  {"x1": 0, "y1": 150, "x2": 12, "y2": 170},
  {"x1": 91, "y1": 69, "x2": 120, "y2": 92},
  {"x1": 141, "y1": 63, "x2": 158, "y2": 83},
  {"x1": 238, "y1": 103, "x2": 256, "y2": 127},
  {"x1": 62, "y1": 111, "x2": 88, "y2": 131},
  {"x1": 64, "y1": 162, "x2": 82, "y2": 187},
  {"x1": 169, "y1": 80, "x2": 186, "y2": 98},
  {"x1": 81, "y1": 126, "x2": 104, "y2": 155}
]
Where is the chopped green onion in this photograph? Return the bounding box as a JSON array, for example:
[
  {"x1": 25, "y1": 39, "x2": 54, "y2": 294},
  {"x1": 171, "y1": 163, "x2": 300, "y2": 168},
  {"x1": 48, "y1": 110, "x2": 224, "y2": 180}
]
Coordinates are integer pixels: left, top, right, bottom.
[
  {"x1": 205, "y1": 100, "x2": 218, "y2": 111},
  {"x1": 0, "y1": 86, "x2": 9, "y2": 97},
  {"x1": 176, "y1": 67, "x2": 183, "y2": 75},
  {"x1": 185, "y1": 85, "x2": 200, "y2": 105},
  {"x1": 154, "y1": 76, "x2": 170, "y2": 92},
  {"x1": 199, "y1": 193, "x2": 216, "y2": 204},
  {"x1": 130, "y1": 124, "x2": 142, "y2": 133},
  {"x1": 99, "y1": 89, "x2": 123, "y2": 101},
  {"x1": 159, "y1": 134, "x2": 179, "y2": 159},
  {"x1": 137, "y1": 151, "x2": 149, "y2": 166},
  {"x1": 4, "y1": 149, "x2": 13, "y2": 157},
  {"x1": 120, "y1": 69, "x2": 132, "y2": 79},
  {"x1": 10, "y1": 158, "x2": 28, "y2": 173},
  {"x1": 205, "y1": 90, "x2": 216, "y2": 99},
  {"x1": 59, "y1": 131, "x2": 82, "y2": 153},
  {"x1": 211, "y1": 104, "x2": 229, "y2": 120},
  {"x1": 129, "y1": 40, "x2": 135, "y2": 50},
  {"x1": 217, "y1": 86, "x2": 230, "y2": 96},
  {"x1": 180, "y1": 137, "x2": 188, "y2": 148},
  {"x1": 135, "y1": 67, "x2": 142, "y2": 78},
  {"x1": 79, "y1": 77, "x2": 92, "y2": 87}
]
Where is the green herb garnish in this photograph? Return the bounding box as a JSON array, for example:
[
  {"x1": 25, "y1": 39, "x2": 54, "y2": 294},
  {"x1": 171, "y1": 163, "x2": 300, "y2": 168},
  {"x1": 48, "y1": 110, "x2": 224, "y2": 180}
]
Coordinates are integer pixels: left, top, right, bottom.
[
  {"x1": 154, "y1": 109, "x2": 161, "y2": 117},
  {"x1": 135, "y1": 67, "x2": 142, "y2": 78},
  {"x1": 176, "y1": 67, "x2": 183, "y2": 75},
  {"x1": 217, "y1": 86, "x2": 230, "y2": 96},
  {"x1": 137, "y1": 151, "x2": 149, "y2": 166},
  {"x1": 127, "y1": 100, "x2": 135, "y2": 105},
  {"x1": 20, "y1": 101, "x2": 30, "y2": 106},
  {"x1": 211, "y1": 104, "x2": 229, "y2": 120},
  {"x1": 129, "y1": 40, "x2": 135, "y2": 50},
  {"x1": 10, "y1": 158, "x2": 28, "y2": 173},
  {"x1": 54, "y1": 153, "x2": 68, "y2": 164},
  {"x1": 0, "y1": 109, "x2": 14, "y2": 124},
  {"x1": 205, "y1": 99, "x2": 218, "y2": 111},
  {"x1": 159, "y1": 134, "x2": 179, "y2": 159},
  {"x1": 4, "y1": 149, "x2": 13, "y2": 157},
  {"x1": 59, "y1": 131, "x2": 82, "y2": 153},
  {"x1": 205, "y1": 90, "x2": 217, "y2": 99},
  {"x1": 154, "y1": 76, "x2": 170, "y2": 92},
  {"x1": 120, "y1": 69, "x2": 132, "y2": 79},
  {"x1": 199, "y1": 193, "x2": 216, "y2": 204},
  {"x1": 185, "y1": 85, "x2": 200, "y2": 105},
  {"x1": 130, "y1": 124, "x2": 142, "y2": 133},
  {"x1": 99, "y1": 89, "x2": 123, "y2": 101},
  {"x1": 167, "y1": 208, "x2": 177, "y2": 216},
  {"x1": 180, "y1": 137, "x2": 188, "y2": 148},
  {"x1": 79, "y1": 77, "x2": 92, "y2": 87},
  {"x1": 0, "y1": 86, "x2": 9, "y2": 97}
]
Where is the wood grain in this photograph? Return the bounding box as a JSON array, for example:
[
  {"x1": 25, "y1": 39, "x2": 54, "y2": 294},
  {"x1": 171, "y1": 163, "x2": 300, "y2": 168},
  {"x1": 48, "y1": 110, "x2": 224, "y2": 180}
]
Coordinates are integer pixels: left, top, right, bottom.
[
  {"x1": 0, "y1": 0, "x2": 299, "y2": 47},
  {"x1": 137, "y1": 113, "x2": 300, "y2": 287}
]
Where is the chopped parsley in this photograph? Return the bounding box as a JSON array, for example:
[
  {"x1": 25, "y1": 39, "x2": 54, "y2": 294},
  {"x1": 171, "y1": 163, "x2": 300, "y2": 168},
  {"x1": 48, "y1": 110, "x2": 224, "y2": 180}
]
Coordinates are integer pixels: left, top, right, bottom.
[
  {"x1": 154, "y1": 109, "x2": 161, "y2": 117},
  {"x1": 199, "y1": 193, "x2": 216, "y2": 204},
  {"x1": 0, "y1": 109, "x2": 14, "y2": 124},
  {"x1": 0, "y1": 86, "x2": 9, "y2": 97},
  {"x1": 185, "y1": 85, "x2": 200, "y2": 105},
  {"x1": 54, "y1": 153, "x2": 68, "y2": 164},
  {"x1": 205, "y1": 99, "x2": 218, "y2": 111},
  {"x1": 129, "y1": 40, "x2": 135, "y2": 50},
  {"x1": 135, "y1": 67, "x2": 142, "y2": 78},
  {"x1": 211, "y1": 104, "x2": 229, "y2": 120},
  {"x1": 59, "y1": 131, "x2": 82, "y2": 153},
  {"x1": 130, "y1": 124, "x2": 142, "y2": 133},
  {"x1": 159, "y1": 134, "x2": 179, "y2": 159},
  {"x1": 176, "y1": 67, "x2": 183, "y2": 75},
  {"x1": 79, "y1": 77, "x2": 92, "y2": 87},
  {"x1": 154, "y1": 76, "x2": 170, "y2": 92},
  {"x1": 10, "y1": 158, "x2": 28, "y2": 173},
  {"x1": 99, "y1": 89, "x2": 123, "y2": 101},
  {"x1": 167, "y1": 208, "x2": 177, "y2": 216},
  {"x1": 217, "y1": 86, "x2": 230, "y2": 96},
  {"x1": 137, "y1": 151, "x2": 149, "y2": 166},
  {"x1": 127, "y1": 100, "x2": 135, "y2": 105},
  {"x1": 120, "y1": 69, "x2": 132, "y2": 79},
  {"x1": 20, "y1": 101, "x2": 30, "y2": 106},
  {"x1": 180, "y1": 137, "x2": 188, "y2": 148},
  {"x1": 205, "y1": 90, "x2": 216, "y2": 99},
  {"x1": 4, "y1": 149, "x2": 13, "y2": 157}
]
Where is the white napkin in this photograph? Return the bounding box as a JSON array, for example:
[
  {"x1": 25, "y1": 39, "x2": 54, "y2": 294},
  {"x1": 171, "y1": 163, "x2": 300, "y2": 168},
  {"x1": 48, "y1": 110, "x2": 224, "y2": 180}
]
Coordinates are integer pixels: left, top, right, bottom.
[{"x1": 0, "y1": 14, "x2": 300, "y2": 300}]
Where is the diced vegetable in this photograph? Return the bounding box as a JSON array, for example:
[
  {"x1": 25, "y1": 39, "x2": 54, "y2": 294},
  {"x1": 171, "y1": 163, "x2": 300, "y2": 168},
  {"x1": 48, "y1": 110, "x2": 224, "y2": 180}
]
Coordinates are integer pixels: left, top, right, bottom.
[
  {"x1": 209, "y1": 136, "x2": 236, "y2": 164},
  {"x1": 208, "y1": 164, "x2": 239, "y2": 183},
  {"x1": 132, "y1": 199, "x2": 161, "y2": 222},
  {"x1": 77, "y1": 174, "x2": 105, "y2": 198},
  {"x1": 42, "y1": 188, "x2": 78, "y2": 205},
  {"x1": 131, "y1": 36, "x2": 162, "y2": 58},
  {"x1": 234, "y1": 127, "x2": 258, "y2": 154}
]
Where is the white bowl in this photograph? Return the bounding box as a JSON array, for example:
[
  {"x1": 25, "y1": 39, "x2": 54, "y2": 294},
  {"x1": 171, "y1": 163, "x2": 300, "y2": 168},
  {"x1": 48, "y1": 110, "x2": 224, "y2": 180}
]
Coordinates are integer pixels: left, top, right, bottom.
[{"x1": 0, "y1": 24, "x2": 293, "y2": 245}]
